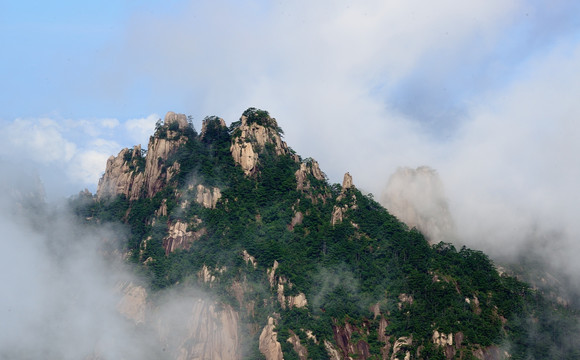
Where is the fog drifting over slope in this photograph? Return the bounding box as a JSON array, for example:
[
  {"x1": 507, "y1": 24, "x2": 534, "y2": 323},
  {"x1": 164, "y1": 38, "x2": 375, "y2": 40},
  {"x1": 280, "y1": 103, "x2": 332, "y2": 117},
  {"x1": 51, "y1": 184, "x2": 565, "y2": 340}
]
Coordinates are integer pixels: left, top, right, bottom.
[
  {"x1": 0, "y1": 162, "x2": 239, "y2": 359},
  {"x1": 0, "y1": 162, "x2": 147, "y2": 358}
]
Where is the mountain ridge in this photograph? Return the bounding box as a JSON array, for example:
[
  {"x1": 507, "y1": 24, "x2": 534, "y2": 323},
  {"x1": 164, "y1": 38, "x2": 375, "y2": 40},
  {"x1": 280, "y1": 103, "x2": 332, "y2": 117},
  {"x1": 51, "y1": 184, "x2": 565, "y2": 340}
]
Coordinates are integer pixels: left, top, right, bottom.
[{"x1": 72, "y1": 108, "x2": 579, "y2": 359}]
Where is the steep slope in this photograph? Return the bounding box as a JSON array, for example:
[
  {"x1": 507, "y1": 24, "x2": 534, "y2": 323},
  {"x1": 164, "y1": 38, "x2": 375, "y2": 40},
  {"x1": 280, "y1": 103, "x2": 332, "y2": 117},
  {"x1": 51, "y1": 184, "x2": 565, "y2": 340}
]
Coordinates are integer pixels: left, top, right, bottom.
[{"x1": 75, "y1": 108, "x2": 579, "y2": 360}]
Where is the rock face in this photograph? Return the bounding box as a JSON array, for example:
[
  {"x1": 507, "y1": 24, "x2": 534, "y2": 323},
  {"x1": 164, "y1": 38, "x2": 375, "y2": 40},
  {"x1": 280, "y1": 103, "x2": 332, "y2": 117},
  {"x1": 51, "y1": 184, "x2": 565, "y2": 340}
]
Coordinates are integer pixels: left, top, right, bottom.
[
  {"x1": 342, "y1": 172, "x2": 353, "y2": 190},
  {"x1": 432, "y1": 330, "x2": 453, "y2": 347},
  {"x1": 295, "y1": 159, "x2": 325, "y2": 191},
  {"x1": 230, "y1": 110, "x2": 296, "y2": 175},
  {"x1": 295, "y1": 158, "x2": 330, "y2": 205},
  {"x1": 198, "y1": 264, "x2": 227, "y2": 285},
  {"x1": 380, "y1": 166, "x2": 455, "y2": 243},
  {"x1": 332, "y1": 321, "x2": 372, "y2": 359},
  {"x1": 163, "y1": 219, "x2": 206, "y2": 255},
  {"x1": 195, "y1": 184, "x2": 222, "y2": 209},
  {"x1": 97, "y1": 146, "x2": 145, "y2": 201},
  {"x1": 116, "y1": 284, "x2": 240, "y2": 360},
  {"x1": 242, "y1": 250, "x2": 257, "y2": 269},
  {"x1": 259, "y1": 317, "x2": 284, "y2": 360},
  {"x1": 165, "y1": 111, "x2": 190, "y2": 129},
  {"x1": 431, "y1": 331, "x2": 467, "y2": 359},
  {"x1": 391, "y1": 336, "x2": 412, "y2": 360},
  {"x1": 324, "y1": 340, "x2": 341, "y2": 360},
  {"x1": 97, "y1": 112, "x2": 191, "y2": 200},
  {"x1": 287, "y1": 330, "x2": 308, "y2": 360},
  {"x1": 200, "y1": 116, "x2": 227, "y2": 138},
  {"x1": 331, "y1": 172, "x2": 357, "y2": 225},
  {"x1": 117, "y1": 282, "x2": 147, "y2": 324},
  {"x1": 156, "y1": 297, "x2": 240, "y2": 360},
  {"x1": 268, "y1": 260, "x2": 307, "y2": 310},
  {"x1": 143, "y1": 113, "x2": 189, "y2": 198}
]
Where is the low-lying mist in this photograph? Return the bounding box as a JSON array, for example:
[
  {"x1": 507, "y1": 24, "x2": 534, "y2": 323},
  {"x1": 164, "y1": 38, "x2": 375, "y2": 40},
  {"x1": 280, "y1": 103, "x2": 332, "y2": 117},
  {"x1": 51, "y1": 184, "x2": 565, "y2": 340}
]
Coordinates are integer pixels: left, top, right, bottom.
[{"x1": 0, "y1": 161, "x2": 238, "y2": 359}]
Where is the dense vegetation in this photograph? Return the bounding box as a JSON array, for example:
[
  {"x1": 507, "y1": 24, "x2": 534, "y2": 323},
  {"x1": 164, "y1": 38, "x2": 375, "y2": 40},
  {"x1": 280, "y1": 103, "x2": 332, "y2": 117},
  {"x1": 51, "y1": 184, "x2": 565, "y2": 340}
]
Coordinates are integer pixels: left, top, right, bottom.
[{"x1": 72, "y1": 110, "x2": 579, "y2": 359}]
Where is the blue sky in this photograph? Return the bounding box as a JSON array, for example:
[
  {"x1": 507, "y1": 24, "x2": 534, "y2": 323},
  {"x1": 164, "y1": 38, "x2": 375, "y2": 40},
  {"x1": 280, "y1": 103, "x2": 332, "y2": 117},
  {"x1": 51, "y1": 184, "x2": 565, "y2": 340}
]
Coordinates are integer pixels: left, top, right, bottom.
[{"x1": 1, "y1": 0, "x2": 580, "y2": 267}]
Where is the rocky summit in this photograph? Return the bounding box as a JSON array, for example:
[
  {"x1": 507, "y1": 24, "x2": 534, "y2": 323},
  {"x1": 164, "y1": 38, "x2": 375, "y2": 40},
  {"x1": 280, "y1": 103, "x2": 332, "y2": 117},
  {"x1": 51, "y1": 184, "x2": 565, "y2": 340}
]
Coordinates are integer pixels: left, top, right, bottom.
[{"x1": 72, "y1": 108, "x2": 578, "y2": 360}]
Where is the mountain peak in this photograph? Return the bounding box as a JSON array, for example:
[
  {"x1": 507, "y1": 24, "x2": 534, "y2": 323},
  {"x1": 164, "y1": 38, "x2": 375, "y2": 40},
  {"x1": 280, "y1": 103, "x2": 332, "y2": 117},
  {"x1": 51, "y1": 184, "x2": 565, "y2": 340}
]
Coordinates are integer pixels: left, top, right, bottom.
[
  {"x1": 163, "y1": 111, "x2": 189, "y2": 130},
  {"x1": 230, "y1": 107, "x2": 297, "y2": 175},
  {"x1": 240, "y1": 107, "x2": 281, "y2": 131}
]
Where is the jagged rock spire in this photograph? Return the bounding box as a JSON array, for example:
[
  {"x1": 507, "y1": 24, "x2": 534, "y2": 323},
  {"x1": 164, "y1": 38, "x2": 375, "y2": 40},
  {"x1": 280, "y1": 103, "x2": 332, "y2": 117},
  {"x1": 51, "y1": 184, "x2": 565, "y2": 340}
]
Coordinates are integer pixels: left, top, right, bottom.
[{"x1": 342, "y1": 172, "x2": 353, "y2": 190}]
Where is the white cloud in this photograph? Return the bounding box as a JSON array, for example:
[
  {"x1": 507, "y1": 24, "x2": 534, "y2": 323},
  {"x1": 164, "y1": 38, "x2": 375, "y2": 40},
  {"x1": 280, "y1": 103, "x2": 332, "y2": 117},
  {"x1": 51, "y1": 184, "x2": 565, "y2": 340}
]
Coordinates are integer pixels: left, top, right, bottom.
[
  {"x1": 124, "y1": 114, "x2": 159, "y2": 147},
  {"x1": 68, "y1": 150, "x2": 114, "y2": 185},
  {"x1": 0, "y1": 118, "x2": 77, "y2": 163},
  {"x1": 88, "y1": 138, "x2": 122, "y2": 153},
  {"x1": 0, "y1": 117, "x2": 126, "y2": 196},
  {"x1": 101, "y1": 118, "x2": 120, "y2": 129},
  {"x1": 439, "y1": 40, "x2": 580, "y2": 253}
]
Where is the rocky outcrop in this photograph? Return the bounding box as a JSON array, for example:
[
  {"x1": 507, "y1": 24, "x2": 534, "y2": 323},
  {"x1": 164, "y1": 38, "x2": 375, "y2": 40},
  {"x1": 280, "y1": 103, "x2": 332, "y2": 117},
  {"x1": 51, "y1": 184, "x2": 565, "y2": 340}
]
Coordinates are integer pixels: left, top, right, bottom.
[
  {"x1": 276, "y1": 283, "x2": 308, "y2": 310},
  {"x1": 295, "y1": 159, "x2": 329, "y2": 204},
  {"x1": 381, "y1": 166, "x2": 455, "y2": 243},
  {"x1": 195, "y1": 184, "x2": 222, "y2": 209},
  {"x1": 143, "y1": 113, "x2": 189, "y2": 198},
  {"x1": 398, "y1": 293, "x2": 414, "y2": 309},
  {"x1": 432, "y1": 330, "x2": 453, "y2": 347},
  {"x1": 268, "y1": 260, "x2": 280, "y2": 288},
  {"x1": 163, "y1": 219, "x2": 206, "y2": 255},
  {"x1": 201, "y1": 116, "x2": 227, "y2": 138},
  {"x1": 242, "y1": 250, "x2": 257, "y2": 269},
  {"x1": 466, "y1": 296, "x2": 482, "y2": 315},
  {"x1": 287, "y1": 330, "x2": 308, "y2": 360},
  {"x1": 198, "y1": 264, "x2": 227, "y2": 285},
  {"x1": 155, "y1": 198, "x2": 168, "y2": 217},
  {"x1": 199, "y1": 264, "x2": 215, "y2": 284},
  {"x1": 330, "y1": 205, "x2": 346, "y2": 226},
  {"x1": 379, "y1": 317, "x2": 392, "y2": 359},
  {"x1": 342, "y1": 172, "x2": 353, "y2": 190},
  {"x1": 288, "y1": 211, "x2": 303, "y2": 231},
  {"x1": 259, "y1": 317, "x2": 284, "y2": 360},
  {"x1": 391, "y1": 336, "x2": 412, "y2": 360},
  {"x1": 295, "y1": 159, "x2": 325, "y2": 191},
  {"x1": 333, "y1": 321, "x2": 372, "y2": 359},
  {"x1": 114, "y1": 284, "x2": 242, "y2": 360},
  {"x1": 164, "y1": 111, "x2": 190, "y2": 129},
  {"x1": 230, "y1": 110, "x2": 297, "y2": 175},
  {"x1": 97, "y1": 146, "x2": 145, "y2": 200},
  {"x1": 268, "y1": 261, "x2": 307, "y2": 310},
  {"x1": 97, "y1": 111, "x2": 192, "y2": 200},
  {"x1": 324, "y1": 340, "x2": 341, "y2": 360},
  {"x1": 155, "y1": 297, "x2": 240, "y2": 360},
  {"x1": 431, "y1": 331, "x2": 466, "y2": 359},
  {"x1": 331, "y1": 172, "x2": 357, "y2": 225},
  {"x1": 117, "y1": 282, "x2": 147, "y2": 324},
  {"x1": 287, "y1": 292, "x2": 307, "y2": 309}
]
